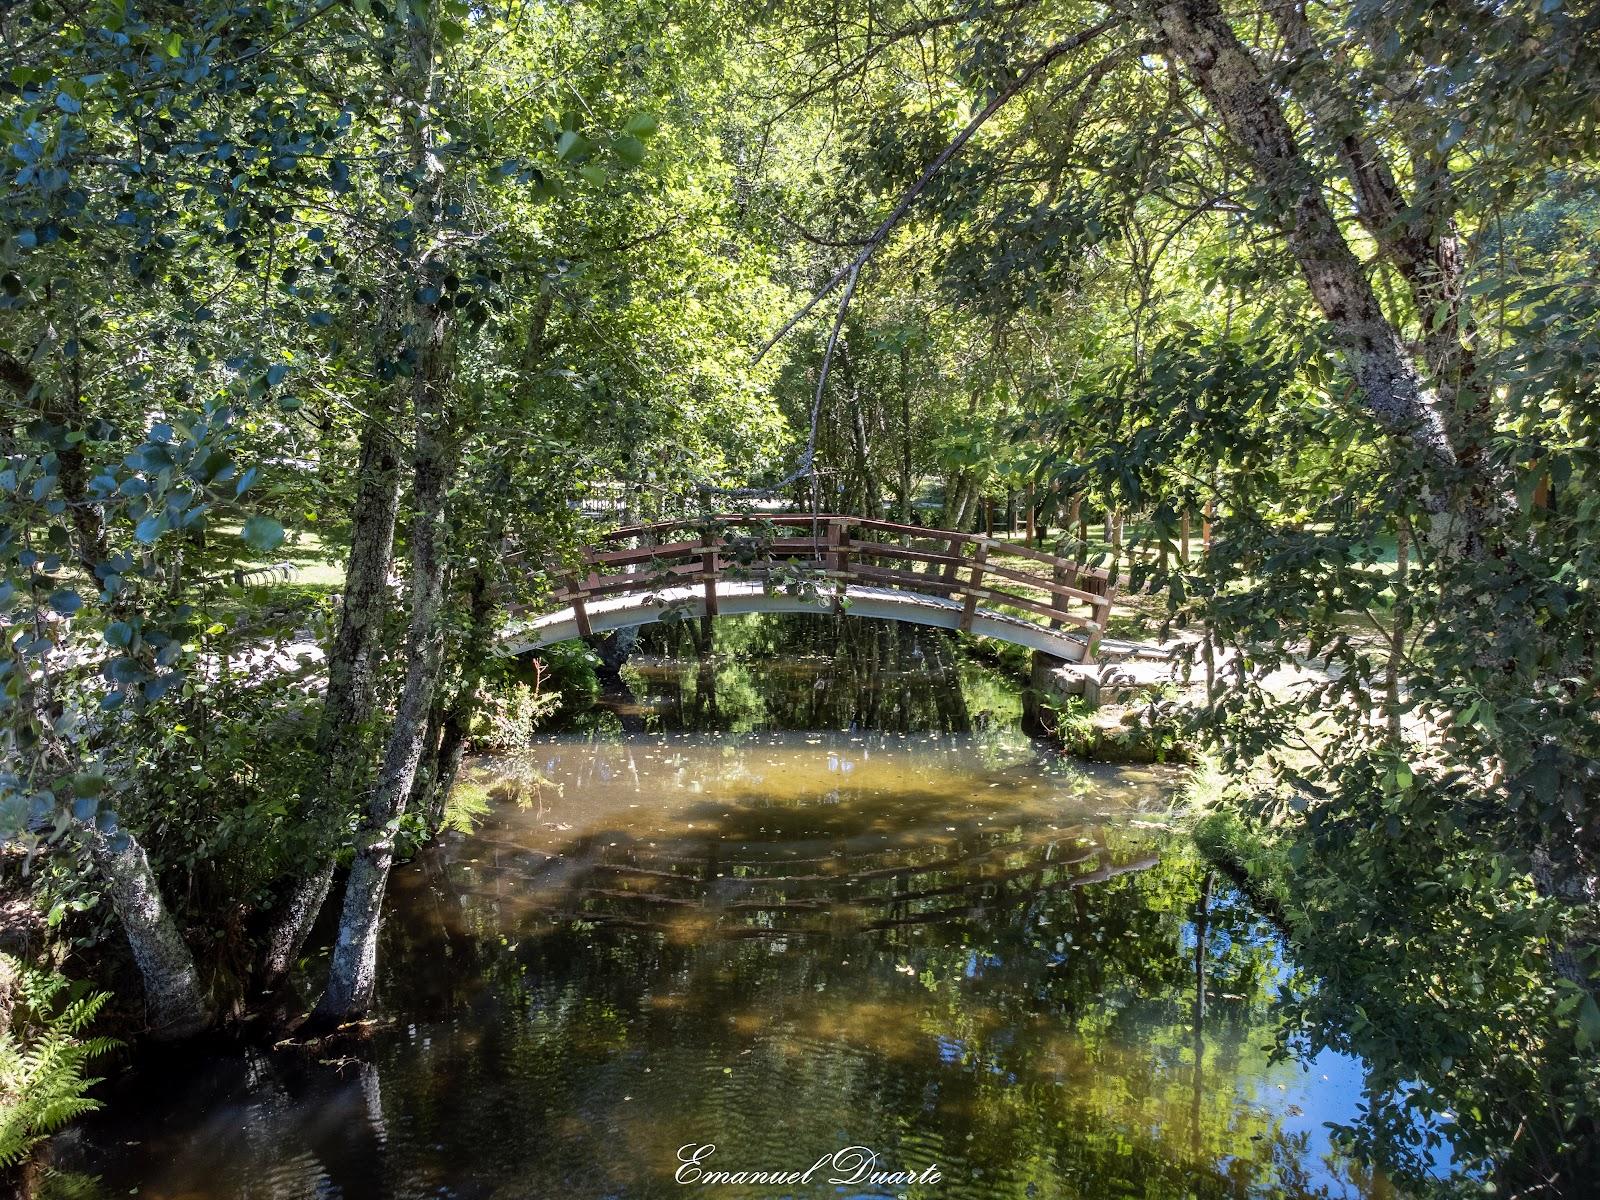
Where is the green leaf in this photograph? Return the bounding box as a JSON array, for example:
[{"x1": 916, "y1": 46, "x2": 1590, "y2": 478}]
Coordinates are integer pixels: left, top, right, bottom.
[
  {"x1": 611, "y1": 134, "x2": 646, "y2": 167},
  {"x1": 1576, "y1": 993, "x2": 1600, "y2": 1048},
  {"x1": 623, "y1": 113, "x2": 659, "y2": 138},
  {"x1": 240, "y1": 515, "x2": 285, "y2": 552},
  {"x1": 163, "y1": 31, "x2": 183, "y2": 58},
  {"x1": 555, "y1": 130, "x2": 592, "y2": 162}
]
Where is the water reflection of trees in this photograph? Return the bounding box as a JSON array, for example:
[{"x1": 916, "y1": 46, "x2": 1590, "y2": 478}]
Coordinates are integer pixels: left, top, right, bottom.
[
  {"x1": 352, "y1": 753, "x2": 1392, "y2": 1199},
  {"x1": 58, "y1": 737, "x2": 1396, "y2": 1200},
  {"x1": 573, "y1": 613, "x2": 1020, "y2": 735}
]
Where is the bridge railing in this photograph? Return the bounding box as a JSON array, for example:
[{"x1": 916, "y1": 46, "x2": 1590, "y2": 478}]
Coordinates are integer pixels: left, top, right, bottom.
[{"x1": 551, "y1": 513, "x2": 1114, "y2": 657}]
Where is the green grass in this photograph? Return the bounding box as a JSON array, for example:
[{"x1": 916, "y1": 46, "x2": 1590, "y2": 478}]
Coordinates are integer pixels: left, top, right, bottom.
[{"x1": 274, "y1": 532, "x2": 346, "y2": 588}]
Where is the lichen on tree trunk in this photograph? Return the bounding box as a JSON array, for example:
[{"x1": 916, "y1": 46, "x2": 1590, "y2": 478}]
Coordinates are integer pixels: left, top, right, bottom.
[
  {"x1": 260, "y1": 418, "x2": 402, "y2": 986},
  {"x1": 90, "y1": 828, "x2": 212, "y2": 1039}
]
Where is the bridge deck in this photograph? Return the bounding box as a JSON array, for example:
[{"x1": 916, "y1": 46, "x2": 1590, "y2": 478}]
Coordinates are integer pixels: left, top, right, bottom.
[{"x1": 502, "y1": 579, "x2": 1093, "y2": 663}]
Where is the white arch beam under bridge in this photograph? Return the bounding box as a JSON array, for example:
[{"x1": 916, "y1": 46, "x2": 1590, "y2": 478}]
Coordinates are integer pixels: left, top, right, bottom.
[{"x1": 501, "y1": 515, "x2": 1116, "y2": 665}]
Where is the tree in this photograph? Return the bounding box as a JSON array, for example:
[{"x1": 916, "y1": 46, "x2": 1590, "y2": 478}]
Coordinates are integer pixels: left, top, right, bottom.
[{"x1": 742, "y1": 0, "x2": 1600, "y2": 1187}]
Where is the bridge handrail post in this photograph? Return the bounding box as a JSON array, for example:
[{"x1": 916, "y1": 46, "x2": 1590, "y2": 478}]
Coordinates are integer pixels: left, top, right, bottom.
[
  {"x1": 1049, "y1": 551, "x2": 1069, "y2": 631},
  {"x1": 567, "y1": 571, "x2": 593, "y2": 638},
  {"x1": 958, "y1": 540, "x2": 989, "y2": 633},
  {"x1": 828, "y1": 518, "x2": 852, "y2": 614},
  {"x1": 700, "y1": 528, "x2": 719, "y2": 617},
  {"x1": 1086, "y1": 579, "x2": 1113, "y2": 661}
]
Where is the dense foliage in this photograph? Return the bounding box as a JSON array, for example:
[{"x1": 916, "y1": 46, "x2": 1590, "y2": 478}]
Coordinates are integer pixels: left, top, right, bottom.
[{"x1": 2, "y1": 0, "x2": 1598, "y2": 1192}]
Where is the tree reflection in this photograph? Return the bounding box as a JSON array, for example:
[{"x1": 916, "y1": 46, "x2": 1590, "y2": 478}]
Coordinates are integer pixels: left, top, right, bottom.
[
  {"x1": 357, "y1": 736, "x2": 1393, "y2": 1199},
  {"x1": 55, "y1": 721, "x2": 1402, "y2": 1200},
  {"x1": 565, "y1": 612, "x2": 1019, "y2": 736}
]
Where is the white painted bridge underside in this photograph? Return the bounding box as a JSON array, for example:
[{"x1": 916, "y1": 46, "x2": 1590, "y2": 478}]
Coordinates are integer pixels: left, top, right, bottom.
[{"x1": 501, "y1": 581, "x2": 1092, "y2": 663}]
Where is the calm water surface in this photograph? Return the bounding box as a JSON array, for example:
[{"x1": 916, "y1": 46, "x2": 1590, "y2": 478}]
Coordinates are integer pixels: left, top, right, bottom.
[{"x1": 58, "y1": 618, "x2": 1411, "y2": 1199}]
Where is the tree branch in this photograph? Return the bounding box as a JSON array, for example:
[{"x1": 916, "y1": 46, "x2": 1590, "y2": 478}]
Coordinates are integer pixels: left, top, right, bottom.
[{"x1": 756, "y1": 15, "x2": 1124, "y2": 365}]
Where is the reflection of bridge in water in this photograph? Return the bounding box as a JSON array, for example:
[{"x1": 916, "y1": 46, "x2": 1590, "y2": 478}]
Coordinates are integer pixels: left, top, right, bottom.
[
  {"x1": 505, "y1": 514, "x2": 1117, "y2": 663},
  {"x1": 435, "y1": 737, "x2": 1164, "y2": 943}
]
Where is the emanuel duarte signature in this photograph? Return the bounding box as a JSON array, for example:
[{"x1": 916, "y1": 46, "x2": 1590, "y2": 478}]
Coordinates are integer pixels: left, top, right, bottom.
[{"x1": 676, "y1": 1143, "x2": 942, "y2": 1188}]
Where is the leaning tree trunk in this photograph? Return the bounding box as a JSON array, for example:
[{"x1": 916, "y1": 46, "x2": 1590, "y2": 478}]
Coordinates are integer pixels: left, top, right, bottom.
[
  {"x1": 90, "y1": 828, "x2": 212, "y2": 1039},
  {"x1": 11, "y1": 356, "x2": 213, "y2": 1038},
  {"x1": 312, "y1": 8, "x2": 454, "y2": 1024},
  {"x1": 1135, "y1": 0, "x2": 1471, "y2": 511},
  {"x1": 314, "y1": 335, "x2": 452, "y2": 1024},
  {"x1": 260, "y1": 416, "x2": 402, "y2": 986}
]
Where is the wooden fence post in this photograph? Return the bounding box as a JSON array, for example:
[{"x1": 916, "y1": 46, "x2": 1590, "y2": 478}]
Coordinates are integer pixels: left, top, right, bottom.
[
  {"x1": 700, "y1": 528, "x2": 719, "y2": 617},
  {"x1": 959, "y1": 540, "x2": 989, "y2": 633}
]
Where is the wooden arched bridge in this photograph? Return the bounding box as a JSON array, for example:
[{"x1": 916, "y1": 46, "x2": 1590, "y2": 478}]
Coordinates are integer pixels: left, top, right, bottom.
[{"x1": 504, "y1": 514, "x2": 1116, "y2": 663}]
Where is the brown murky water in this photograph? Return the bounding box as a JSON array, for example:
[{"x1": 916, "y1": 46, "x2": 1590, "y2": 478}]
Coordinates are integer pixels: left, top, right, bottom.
[{"x1": 54, "y1": 618, "x2": 1421, "y2": 1199}]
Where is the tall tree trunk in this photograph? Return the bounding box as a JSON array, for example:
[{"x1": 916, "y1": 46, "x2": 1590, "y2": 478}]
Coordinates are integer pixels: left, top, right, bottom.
[
  {"x1": 1269, "y1": 0, "x2": 1473, "y2": 406},
  {"x1": 899, "y1": 344, "x2": 913, "y2": 525},
  {"x1": 261, "y1": 419, "x2": 402, "y2": 985},
  {"x1": 838, "y1": 342, "x2": 881, "y2": 519},
  {"x1": 419, "y1": 524, "x2": 504, "y2": 832},
  {"x1": 90, "y1": 828, "x2": 212, "y2": 1039},
  {"x1": 940, "y1": 471, "x2": 966, "y2": 530},
  {"x1": 314, "y1": 320, "x2": 452, "y2": 1024},
  {"x1": 849, "y1": 394, "x2": 881, "y2": 520},
  {"x1": 313, "y1": 10, "x2": 454, "y2": 1025}
]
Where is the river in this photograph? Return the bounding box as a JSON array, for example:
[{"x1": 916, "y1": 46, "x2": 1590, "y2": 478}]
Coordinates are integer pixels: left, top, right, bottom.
[{"x1": 54, "y1": 615, "x2": 1416, "y2": 1199}]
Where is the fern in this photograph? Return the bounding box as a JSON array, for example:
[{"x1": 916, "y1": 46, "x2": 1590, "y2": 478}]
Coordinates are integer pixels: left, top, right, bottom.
[{"x1": 0, "y1": 956, "x2": 117, "y2": 1171}]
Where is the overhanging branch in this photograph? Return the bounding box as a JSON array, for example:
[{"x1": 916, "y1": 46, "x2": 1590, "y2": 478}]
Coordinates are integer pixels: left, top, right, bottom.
[
  {"x1": 714, "y1": 16, "x2": 1124, "y2": 500},
  {"x1": 755, "y1": 16, "x2": 1125, "y2": 367}
]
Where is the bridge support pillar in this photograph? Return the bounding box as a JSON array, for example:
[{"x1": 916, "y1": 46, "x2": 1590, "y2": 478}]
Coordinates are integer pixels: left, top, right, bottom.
[{"x1": 1022, "y1": 649, "x2": 1072, "y2": 738}]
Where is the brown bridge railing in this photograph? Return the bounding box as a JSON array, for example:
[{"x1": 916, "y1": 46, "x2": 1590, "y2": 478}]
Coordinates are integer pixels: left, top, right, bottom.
[{"x1": 552, "y1": 513, "x2": 1114, "y2": 658}]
